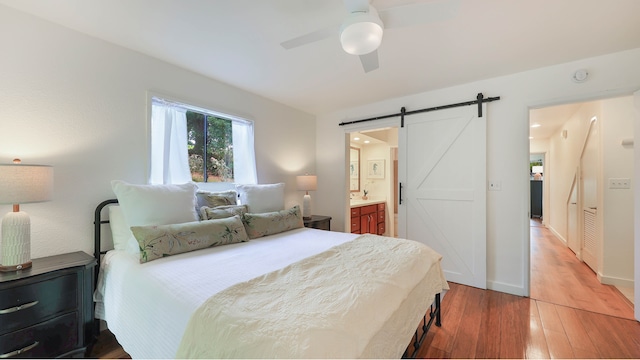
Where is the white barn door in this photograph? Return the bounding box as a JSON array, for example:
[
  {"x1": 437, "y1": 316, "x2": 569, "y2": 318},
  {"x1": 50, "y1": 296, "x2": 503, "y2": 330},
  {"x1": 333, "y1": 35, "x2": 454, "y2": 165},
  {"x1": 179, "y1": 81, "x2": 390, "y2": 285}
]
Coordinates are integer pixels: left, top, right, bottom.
[{"x1": 398, "y1": 105, "x2": 486, "y2": 288}]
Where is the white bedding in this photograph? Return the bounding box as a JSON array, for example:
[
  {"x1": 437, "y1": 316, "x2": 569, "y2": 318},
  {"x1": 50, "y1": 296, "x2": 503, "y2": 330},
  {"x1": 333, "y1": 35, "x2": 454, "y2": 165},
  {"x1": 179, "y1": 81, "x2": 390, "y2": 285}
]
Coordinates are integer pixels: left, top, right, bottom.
[{"x1": 95, "y1": 227, "x2": 447, "y2": 358}]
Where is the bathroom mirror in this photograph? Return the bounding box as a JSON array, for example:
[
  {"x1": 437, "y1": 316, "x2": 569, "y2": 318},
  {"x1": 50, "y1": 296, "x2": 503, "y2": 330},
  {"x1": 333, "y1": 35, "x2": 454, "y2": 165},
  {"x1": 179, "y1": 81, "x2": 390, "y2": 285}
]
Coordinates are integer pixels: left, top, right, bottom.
[{"x1": 349, "y1": 147, "x2": 360, "y2": 192}]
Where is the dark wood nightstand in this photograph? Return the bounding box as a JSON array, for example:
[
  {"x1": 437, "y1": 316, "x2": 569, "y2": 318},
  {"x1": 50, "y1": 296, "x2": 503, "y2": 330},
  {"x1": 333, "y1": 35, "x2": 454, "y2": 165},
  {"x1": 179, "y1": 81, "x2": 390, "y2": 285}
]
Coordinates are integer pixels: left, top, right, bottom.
[
  {"x1": 0, "y1": 251, "x2": 96, "y2": 358},
  {"x1": 303, "y1": 215, "x2": 332, "y2": 231}
]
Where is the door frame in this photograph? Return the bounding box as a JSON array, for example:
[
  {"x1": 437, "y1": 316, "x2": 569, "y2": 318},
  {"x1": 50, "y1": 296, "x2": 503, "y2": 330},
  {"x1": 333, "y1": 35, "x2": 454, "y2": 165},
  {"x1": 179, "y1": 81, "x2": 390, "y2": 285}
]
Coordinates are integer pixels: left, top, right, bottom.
[
  {"x1": 525, "y1": 88, "x2": 638, "y2": 304},
  {"x1": 343, "y1": 118, "x2": 400, "y2": 233}
]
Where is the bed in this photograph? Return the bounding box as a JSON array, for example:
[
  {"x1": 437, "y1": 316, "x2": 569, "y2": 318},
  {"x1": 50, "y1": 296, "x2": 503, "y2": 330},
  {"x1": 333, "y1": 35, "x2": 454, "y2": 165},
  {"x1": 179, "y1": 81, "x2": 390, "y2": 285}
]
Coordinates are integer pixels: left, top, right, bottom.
[{"x1": 93, "y1": 181, "x2": 448, "y2": 358}]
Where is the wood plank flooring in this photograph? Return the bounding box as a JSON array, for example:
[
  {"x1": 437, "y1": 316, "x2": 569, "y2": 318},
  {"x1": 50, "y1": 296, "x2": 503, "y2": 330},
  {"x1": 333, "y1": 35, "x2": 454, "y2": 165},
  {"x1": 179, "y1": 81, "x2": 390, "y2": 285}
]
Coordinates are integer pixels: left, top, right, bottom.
[
  {"x1": 529, "y1": 220, "x2": 634, "y2": 319},
  {"x1": 89, "y1": 221, "x2": 638, "y2": 358},
  {"x1": 417, "y1": 283, "x2": 640, "y2": 358}
]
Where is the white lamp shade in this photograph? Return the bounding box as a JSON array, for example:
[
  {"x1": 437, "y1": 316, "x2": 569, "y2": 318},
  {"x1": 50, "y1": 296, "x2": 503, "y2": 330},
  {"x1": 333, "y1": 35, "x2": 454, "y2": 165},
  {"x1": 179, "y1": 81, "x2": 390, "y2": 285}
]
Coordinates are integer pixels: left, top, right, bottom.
[
  {"x1": 0, "y1": 164, "x2": 53, "y2": 204},
  {"x1": 531, "y1": 166, "x2": 544, "y2": 174},
  {"x1": 296, "y1": 175, "x2": 317, "y2": 192},
  {"x1": 340, "y1": 7, "x2": 383, "y2": 55}
]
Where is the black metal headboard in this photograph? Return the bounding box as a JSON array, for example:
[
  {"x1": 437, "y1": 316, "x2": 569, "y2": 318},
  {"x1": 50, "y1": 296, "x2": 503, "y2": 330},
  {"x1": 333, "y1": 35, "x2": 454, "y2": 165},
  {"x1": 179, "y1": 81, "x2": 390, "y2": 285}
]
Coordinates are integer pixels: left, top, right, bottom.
[{"x1": 93, "y1": 199, "x2": 118, "y2": 285}]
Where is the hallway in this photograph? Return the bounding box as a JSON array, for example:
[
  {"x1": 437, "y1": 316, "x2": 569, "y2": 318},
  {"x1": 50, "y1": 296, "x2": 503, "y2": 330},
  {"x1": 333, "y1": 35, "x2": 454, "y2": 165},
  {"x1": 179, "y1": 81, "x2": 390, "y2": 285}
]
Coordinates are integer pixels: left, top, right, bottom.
[{"x1": 530, "y1": 220, "x2": 634, "y2": 320}]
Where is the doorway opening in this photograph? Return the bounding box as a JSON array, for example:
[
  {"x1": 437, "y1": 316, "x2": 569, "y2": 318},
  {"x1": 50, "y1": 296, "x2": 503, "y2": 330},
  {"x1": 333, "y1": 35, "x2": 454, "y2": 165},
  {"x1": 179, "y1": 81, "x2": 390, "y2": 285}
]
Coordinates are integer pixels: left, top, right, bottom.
[
  {"x1": 528, "y1": 96, "x2": 635, "y2": 317},
  {"x1": 347, "y1": 127, "x2": 398, "y2": 238}
]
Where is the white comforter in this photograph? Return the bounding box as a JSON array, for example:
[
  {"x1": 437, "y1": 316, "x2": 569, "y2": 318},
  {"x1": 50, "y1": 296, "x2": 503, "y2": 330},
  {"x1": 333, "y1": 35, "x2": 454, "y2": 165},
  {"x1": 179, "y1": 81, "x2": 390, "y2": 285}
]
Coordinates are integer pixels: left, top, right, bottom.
[
  {"x1": 176, "y1": 234, "x2": 446, "y2": 359},
  {"x1": 95, "y1": 228, "x2": 447, "y2": 358}
]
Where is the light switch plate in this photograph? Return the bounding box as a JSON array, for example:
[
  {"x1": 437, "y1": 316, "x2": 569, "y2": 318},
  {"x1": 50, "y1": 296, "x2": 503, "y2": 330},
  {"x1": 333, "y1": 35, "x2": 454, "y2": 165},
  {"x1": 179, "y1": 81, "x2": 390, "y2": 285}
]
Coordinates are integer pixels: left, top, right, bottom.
[{"x1": 609, "y1": 178, "x2": 631, "y2": 189}]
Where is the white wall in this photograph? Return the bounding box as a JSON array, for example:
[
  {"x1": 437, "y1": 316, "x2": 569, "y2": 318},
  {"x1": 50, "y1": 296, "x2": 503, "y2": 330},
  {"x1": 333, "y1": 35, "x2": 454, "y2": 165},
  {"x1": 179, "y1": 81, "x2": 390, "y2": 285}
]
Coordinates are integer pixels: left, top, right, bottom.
[
  {"x1": 601, "y1": 96, "x2": 634, "y2": 286},
  {"x1": 316, "y1": 48, "x2": 640, "y2": 296},
  {"x1": 547, "y1": 102, "x2": 602, "y2": 240},
  {"x1": 360, "y1": 143, "x2": 392, "y2": 236},
  {"x1": 0, "y1": 6, "x2": 316, "y2": 259},
  {"x1": 546, "y1": 97, "x2": 634, "y2": 287}
]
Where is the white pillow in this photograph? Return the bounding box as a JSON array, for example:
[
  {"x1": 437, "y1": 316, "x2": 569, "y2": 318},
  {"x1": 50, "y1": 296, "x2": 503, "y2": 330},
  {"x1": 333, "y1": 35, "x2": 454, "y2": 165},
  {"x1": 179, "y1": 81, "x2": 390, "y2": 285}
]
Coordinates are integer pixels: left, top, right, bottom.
[
  {"x1": 111, "y1": 180, "x2": 199, "y2": 227},
  {"x1": 235, "y1": 183, "x2": 285, "y2": 213},
  {"x1": 108, "y1": 206, "x2": 140, "y2": 255}
]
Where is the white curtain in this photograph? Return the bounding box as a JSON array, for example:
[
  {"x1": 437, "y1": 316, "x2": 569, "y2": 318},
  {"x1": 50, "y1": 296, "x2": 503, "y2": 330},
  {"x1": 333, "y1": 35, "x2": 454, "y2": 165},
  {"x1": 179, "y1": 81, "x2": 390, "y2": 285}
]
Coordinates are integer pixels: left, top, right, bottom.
[
  {"x1": 232, "y1": 121, "x2": 257, "y2": 184},
  {"x1": 149, "y1": 103, "x2": 191, "y2": 184}
]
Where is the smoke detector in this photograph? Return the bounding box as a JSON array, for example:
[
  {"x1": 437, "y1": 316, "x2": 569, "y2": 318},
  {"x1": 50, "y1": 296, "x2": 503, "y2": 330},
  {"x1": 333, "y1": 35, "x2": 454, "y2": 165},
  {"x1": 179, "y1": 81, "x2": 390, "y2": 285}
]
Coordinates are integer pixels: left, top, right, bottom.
[{"x1": 572, "y1": 69, "x2": 589, "y2": 83}]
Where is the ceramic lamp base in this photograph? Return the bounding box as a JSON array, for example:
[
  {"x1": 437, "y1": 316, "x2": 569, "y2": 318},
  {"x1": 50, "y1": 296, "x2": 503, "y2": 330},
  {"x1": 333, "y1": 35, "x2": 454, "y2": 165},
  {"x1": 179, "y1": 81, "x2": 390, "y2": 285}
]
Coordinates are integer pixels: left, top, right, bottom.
[
  {"x1": 1, "y1": 211, "x2": 32, "y2": 272},
  {"x1": 302, "y1": 194, "x2": 311, "y2": 220}
]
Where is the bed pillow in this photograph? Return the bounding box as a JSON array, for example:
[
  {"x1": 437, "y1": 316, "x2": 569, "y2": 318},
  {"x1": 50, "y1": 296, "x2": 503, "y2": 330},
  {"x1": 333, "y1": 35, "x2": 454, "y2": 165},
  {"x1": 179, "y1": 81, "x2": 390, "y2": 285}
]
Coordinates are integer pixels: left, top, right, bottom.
[
  {"x1": 111, "y1": 180, "x2": 199, "y2": 227},
  {"x1": 242, "y1": 205, "x2": 304, "y2": 239},
  {"x1": 131, "y1": 215, "x2": 249, "y2": 263},
  {"x1": 108, "y1": 205, "x2": 140, "y2": 255},
  {"x1": 196, "y1": 190, "x2": 238, "y2": 209},
  {"x1": 236, "y1": 183, "x2": 285, "y2": 213},
  {"x1": 200, "y1": 204, "x2": 248, "y2": 220}
]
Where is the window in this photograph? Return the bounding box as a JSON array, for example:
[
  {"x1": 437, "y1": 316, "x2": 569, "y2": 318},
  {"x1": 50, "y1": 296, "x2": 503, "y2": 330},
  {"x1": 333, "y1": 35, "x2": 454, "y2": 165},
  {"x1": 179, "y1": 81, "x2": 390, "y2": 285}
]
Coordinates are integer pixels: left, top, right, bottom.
[
  {"x1": 149, "y1": 96, "x2": 257, "y2": 185},
  {"x1": 187, "y1": 112, "x2": 234, "y2": 182}
]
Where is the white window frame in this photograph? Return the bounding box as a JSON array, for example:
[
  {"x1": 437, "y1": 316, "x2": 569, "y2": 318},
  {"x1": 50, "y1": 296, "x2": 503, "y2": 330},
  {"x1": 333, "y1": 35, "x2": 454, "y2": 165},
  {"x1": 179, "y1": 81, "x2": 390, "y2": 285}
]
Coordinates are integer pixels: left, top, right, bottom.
[{"x1": 147, "y1": 93, "x2": 257, "y2": 188}]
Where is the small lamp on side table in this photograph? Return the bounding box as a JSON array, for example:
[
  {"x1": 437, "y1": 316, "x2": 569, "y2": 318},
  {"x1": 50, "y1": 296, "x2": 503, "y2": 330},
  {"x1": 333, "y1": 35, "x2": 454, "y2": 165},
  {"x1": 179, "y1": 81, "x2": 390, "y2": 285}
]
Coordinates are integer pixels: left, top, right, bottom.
[
  {"x1": 296, "y1": 175, "x2": 317, "y2": 220},
  {"x1": 0, "y1": 159, "x2": 54, "y2": 272}
]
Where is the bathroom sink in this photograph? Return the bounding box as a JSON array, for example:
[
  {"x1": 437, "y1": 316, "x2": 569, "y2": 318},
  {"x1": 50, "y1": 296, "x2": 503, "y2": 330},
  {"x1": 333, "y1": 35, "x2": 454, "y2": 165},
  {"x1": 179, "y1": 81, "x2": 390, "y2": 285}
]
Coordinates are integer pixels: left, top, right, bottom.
[{"x1": 350, "y1": 198, "x2": 385, "y2": 207}]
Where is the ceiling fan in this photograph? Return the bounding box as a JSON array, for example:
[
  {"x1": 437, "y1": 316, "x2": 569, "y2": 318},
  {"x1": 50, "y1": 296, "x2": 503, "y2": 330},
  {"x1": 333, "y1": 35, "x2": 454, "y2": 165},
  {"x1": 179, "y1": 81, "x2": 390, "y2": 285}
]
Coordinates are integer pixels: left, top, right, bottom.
[{"x1": 280, "y1": 0, "x2": 460, "y2": 73}]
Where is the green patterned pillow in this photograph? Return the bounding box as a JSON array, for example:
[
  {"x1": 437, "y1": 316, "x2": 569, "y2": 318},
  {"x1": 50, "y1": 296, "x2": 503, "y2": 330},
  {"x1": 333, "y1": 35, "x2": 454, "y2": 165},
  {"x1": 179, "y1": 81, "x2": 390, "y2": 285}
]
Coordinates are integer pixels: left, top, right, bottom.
[
  {"x1": 196, "y1": 190, "x2": 237, "y2": 208},
  {"x1": 131, "y1": 215, "x2": 249, "y2": 263},
  {"x1": 242, "y1": 205, "x2": 304, "y2": 239},
  {"x1": 200, "y1": 205, "x2": 248, "y2": 221}
]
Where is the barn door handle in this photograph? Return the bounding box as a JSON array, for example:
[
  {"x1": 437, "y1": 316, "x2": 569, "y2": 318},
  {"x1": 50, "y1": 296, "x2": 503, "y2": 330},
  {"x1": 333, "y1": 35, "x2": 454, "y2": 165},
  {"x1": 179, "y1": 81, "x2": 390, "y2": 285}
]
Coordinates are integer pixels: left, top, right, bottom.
[{"x1": 399, "y1": 182, "x2": 403, "y2": 205}]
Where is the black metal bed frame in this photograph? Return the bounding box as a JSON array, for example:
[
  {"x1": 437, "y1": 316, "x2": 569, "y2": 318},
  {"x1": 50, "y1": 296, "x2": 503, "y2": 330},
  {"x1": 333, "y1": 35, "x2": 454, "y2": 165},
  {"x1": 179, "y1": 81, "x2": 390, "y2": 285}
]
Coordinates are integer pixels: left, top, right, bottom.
[
  {"x1": 93, "y1": 199, "x2": 442, "y2": 358},
  {"x1": 403, "y1": 294, "x2": 442, "y2": 358}
]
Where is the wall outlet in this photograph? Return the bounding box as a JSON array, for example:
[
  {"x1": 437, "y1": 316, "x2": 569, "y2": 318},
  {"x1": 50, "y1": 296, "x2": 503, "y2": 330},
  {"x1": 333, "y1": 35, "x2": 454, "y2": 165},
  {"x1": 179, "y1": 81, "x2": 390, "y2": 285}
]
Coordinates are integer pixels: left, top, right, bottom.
[
  {"x1": 488, "y1": 181, "x2": 502, "y2": 191},
  {"x1": 609, "y1": 178, "x2": 631, "y2": 189}
]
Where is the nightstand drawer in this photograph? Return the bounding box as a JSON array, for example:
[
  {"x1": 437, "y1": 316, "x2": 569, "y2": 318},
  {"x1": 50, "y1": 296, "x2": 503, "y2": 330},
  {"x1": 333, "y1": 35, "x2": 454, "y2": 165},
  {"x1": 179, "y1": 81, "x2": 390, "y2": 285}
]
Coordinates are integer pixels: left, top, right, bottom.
[
  {"x1": 0, "y1": 311, "x2": 79, "y2": 358},
  {"x1": 0, "y1": 273, "x2": 77, "y2": 334}
]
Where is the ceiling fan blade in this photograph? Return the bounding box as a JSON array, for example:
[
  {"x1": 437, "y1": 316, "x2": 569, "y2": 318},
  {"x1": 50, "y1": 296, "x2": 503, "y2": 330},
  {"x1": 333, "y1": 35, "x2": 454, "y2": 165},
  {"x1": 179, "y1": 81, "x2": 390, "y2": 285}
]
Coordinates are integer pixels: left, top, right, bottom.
[
  {"x1": 378, "y1": 0, "x2": 460, "y2": 29},
  {"x1": 280, "y1": 26, "x2": 337, "y2": 50},
  {"x1": 359, "y1": 50, "x2": 379, "y2": 73}
]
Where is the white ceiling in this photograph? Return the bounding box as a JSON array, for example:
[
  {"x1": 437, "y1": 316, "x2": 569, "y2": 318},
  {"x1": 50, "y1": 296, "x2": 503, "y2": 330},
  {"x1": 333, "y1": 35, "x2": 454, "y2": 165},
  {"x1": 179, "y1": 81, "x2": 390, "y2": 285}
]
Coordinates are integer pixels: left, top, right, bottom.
[
  {"x1": 530, "y1": 103, "x2": 582, "y2": 141},
  {"x1": 1, "y1": 0, "x2": 640, "y2": 116}
]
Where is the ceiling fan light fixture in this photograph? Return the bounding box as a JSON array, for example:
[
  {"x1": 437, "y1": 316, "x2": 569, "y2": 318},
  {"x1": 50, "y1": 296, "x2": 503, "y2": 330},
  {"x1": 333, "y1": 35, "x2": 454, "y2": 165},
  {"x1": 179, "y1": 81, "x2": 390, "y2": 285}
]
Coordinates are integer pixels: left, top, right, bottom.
[{"x1": 340, "y1": 8, "x2": 383, "y2": 55}]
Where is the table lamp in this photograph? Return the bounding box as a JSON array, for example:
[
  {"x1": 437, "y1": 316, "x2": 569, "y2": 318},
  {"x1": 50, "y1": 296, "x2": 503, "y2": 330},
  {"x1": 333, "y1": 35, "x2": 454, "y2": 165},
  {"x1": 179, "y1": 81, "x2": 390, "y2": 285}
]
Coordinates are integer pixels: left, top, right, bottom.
[
  {"x1": 0, "y1": 159, "x2": 54, "y2": 272},
  {"x1": 296, "y1": 175, "x2": 317, "y2": 220}
]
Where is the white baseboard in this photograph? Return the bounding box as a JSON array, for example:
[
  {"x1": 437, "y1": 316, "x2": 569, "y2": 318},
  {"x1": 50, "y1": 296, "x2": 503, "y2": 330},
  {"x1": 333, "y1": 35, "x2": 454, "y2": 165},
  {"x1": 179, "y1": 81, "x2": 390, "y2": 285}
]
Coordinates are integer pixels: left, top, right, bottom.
[
  {"x1": 599, "y1": 274, "x2": 634, "y2": 288},
  {"x1": 547, "y1": 225, "x2": 567, "y2": 246},
  {"x1": 487, "y1": 280, "x2": 527, "y2": 296}
]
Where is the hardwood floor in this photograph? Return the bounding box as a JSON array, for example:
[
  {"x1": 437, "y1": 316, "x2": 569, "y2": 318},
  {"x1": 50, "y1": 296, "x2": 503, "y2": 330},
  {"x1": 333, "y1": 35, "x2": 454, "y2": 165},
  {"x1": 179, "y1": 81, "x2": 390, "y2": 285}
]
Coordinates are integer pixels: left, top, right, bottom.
[
  {"x1": 89, "y1": 221, "x2": 638, "y2": 358},
  {"x1": 416, "y1": 283, "x2": 640, "y2": 358},
  {"x1": 415, "y1": 220, "x2": 638, "y2": 358},
  {"x1": 88, "y1": 328, "x2": 130, "y2": 359},
  {"x1": 530, "y1": 220, "x2": 634, "y2": 319}
]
